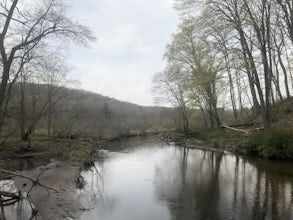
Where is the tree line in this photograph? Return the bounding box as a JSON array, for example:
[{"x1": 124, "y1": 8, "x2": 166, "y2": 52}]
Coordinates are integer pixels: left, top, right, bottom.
[
  {"x1": 7, "y1": 86, "x2": 182, "y2": 141},
  {"x1": 153, "y1": 0, "x2": 293, "y2": 132}
]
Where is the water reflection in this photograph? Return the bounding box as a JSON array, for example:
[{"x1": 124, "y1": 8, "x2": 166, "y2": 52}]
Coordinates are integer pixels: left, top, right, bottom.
[
  {"x1": 0, "y1": 159, "x2": 49, "y2": 174},
  {"x1": 0, "y1": 198, "x2": 38, "y2": 220},
  {"x1": 0, "y1": 179, "x2": 38, "y2": 220},
  {"x1": 0, "y1": 158, "x2": 46, "y2": 220},
  {"x1": 79, "y1": 140, "x2": 293, "y2": 220},
  {"x1": 155, "y1": 148, "x2": 293, "y2": 220}
]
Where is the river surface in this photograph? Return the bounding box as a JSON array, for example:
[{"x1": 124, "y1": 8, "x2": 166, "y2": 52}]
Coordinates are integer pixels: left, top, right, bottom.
[{"x1": 78, "y1": 138, "x2": 293, "y2": 220}]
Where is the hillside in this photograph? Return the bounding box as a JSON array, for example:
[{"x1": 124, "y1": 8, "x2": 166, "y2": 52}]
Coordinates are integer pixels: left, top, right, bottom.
[
  {"x1": 252, "y1": 97, "x2": 293, "y2": 129},
  {"x1": 270, "y1": 97, "x2": 293, "y2": 129},
  {"x1": 3, "y1": 83, "x2": 181, "y2": 140}
]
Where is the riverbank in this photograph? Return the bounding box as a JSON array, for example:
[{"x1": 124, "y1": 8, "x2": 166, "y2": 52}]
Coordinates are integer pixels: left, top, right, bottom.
[
  {"x1": 66, "y1": 138, "x2": 293, "y2": 220},
  {"x1": 178, "y1": 128, "x2": 293, "y2": 161},
  {"x1": 0, "y1": 137, "x2": 100, "y2": 220},
  {"x1": 1, "y1": 131, "x2": 292, "y2": 219},
  {"x1": 0, "y1": 135, "x2": 160, "y2": 219},
  {"x1": 13, "y1": 160, "x2": 82, "y2": 220}
]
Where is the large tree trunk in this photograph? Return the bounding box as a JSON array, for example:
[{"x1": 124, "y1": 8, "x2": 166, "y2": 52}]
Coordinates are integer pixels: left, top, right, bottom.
[{"x1": 0, "y1": 0, "x2": 19, "y2": 133}]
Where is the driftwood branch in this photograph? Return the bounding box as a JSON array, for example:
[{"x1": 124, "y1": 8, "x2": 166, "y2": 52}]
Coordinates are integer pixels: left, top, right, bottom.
[
  {"x1": 0, "y1": 191, "x2": 21, "y2": 206},
  {"x1": 0, "y1": 169, "x2": 59, "y2": 195}
]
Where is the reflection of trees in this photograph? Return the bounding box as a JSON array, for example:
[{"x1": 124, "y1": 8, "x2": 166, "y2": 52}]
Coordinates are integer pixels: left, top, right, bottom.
[
  {"x1": 87, "y1": 157, "x2": 105, "y2": 205},
  {"x1": 246, "y1": 159, "x2": 293, "y2": 220},
  {"x1": 79, "y1": 155, "x2": 120, "y2": 219},
  {"x1": 154, "y1": 147, "x2": 224, "y2": 220},
  {"x1": 154, "y1": 147, "x2": 293, "y2": 220},
  {"x1": 195, "y1": 151, "x2": 223, "y2": 220}
]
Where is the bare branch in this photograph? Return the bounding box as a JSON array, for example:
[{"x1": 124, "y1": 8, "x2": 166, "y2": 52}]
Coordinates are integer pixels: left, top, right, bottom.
[{"x1": 0, "y1": 168, "x2": 59, "y2": 194}]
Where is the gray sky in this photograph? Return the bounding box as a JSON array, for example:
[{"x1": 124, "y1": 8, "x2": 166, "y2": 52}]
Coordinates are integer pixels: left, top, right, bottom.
[{"x1": 68, "y1": 0, "x2": 179, "y2": 106}]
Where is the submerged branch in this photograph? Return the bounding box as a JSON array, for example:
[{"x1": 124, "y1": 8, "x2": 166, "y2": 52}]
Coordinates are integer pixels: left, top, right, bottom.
[{"x1": 0, "y1": 169, "x2": 59, "y2": 194}]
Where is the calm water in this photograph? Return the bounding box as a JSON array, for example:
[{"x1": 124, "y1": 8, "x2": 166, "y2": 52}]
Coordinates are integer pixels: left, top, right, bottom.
[{"x1": 78, "y1": 138, "x2": 293, "y2": 220}]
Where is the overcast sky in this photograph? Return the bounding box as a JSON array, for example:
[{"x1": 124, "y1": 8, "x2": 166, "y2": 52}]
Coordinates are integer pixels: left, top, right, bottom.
[{"x1": 68, "y1": 0, "x2": 179, "y2": 106}]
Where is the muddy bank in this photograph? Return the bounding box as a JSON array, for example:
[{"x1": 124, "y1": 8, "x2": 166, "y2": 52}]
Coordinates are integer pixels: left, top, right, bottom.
[
  {"x1": 12, "y1": 161, "x2": 82, "y2": 220},
  {"x1": 0, "y1": 139, "x2": 94, "y2": 219}
]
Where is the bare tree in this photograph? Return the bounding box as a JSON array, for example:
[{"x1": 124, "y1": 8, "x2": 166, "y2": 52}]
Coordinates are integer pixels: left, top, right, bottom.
[
  {"x1": 276, "y1": 0, "x2": 293, "y2": 45},
  {"x1": 0, "y1": 0, "x2": 95, "y2": 134},
  {"x1": 152, "y1": 64, "x2": 190, "y2": 133}
]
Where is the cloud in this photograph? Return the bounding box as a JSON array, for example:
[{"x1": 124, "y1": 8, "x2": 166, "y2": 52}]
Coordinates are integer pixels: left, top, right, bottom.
[{"x1": 68, "y1": 0, "x2": 179, "y2": 106}]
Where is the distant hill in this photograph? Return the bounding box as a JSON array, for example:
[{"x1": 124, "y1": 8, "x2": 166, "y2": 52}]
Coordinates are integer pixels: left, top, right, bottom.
[{"x1": 5, "y1": 83, "x2": 181, "y2": 139}]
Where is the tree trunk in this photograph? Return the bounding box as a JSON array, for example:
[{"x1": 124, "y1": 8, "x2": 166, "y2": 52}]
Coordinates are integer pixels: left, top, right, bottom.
[
  {"x1": 275, "y1": 35, "x2": 290, "y2": 98},
  {"x1": 0, "y1": 66, "x2": 10, "y2": 132},
  {"x1": 19, "y1": 73, "x2": 27, "y2": 141},
  {"x1": 238, "y1": 30, "x2": 261, "y2": 113},
  {"x1": 224, "y1": 52, "x2": 238, "y2": 120}
]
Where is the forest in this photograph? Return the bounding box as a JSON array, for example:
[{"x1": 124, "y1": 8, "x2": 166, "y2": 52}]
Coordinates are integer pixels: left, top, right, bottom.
[
  {"x1": 0, "y1": 0, "x2": 292, "y2": 157},
  {"x1": 153, "y1": 0, "x2": 293, "y2": 133}
]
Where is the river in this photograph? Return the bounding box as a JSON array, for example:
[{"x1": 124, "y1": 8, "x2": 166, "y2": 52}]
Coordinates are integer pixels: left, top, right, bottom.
[{"x1": 78, "y1": 138, "x2": 293, "y2": 220}]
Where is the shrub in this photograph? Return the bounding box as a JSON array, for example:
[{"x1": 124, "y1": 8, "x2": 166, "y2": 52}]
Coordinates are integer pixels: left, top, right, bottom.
[
  {"x1": 245, "y1": 129, "x2": 293, "y2": 160},
  {"x1": 64, "y1": 142, "x2": 93, "y2": 161},
  {"x1": 262, "y1": 129, "x2": 293, "y2": 159},
  {"x1": 197, "y1": 129, "x2": 222, "y2": 140}
]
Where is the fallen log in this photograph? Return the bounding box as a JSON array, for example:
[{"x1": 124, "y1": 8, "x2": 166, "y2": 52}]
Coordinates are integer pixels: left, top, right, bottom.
[
  {"x1": 221, "y1": 125, "x2": 264, "y2": 135},
  {"x1": 224, "y1": 123, "x2": 254, "y2": 128}
]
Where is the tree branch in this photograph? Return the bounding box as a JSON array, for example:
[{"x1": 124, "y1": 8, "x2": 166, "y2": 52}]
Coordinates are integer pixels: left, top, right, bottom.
[{"x1": 0, "y1": 169, "x2": 59, "y2": 194}]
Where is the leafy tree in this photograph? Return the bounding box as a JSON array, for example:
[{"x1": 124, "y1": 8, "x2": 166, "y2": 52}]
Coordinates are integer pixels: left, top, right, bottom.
[
  {"x1": 163, "y1": 18, "x2": 223, "y2": 128},
  {"x1": 172, "y1": 0, "x2": 293, "y2": 129}
]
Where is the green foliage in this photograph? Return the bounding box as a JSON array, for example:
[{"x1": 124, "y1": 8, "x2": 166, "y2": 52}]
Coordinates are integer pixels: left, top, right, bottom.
[
  {"x1": 245, "y1": 129, "x2": 293, "y2": 160},
  {"x1": 197, "y1": 129, "x2": 222, "y2": 140},
  {"x1": 172, "y1": 127, "x2": 185, "y2": 134},
  {"x1": 63, "y1": 142, "x2": 93, "y2": 161}
]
